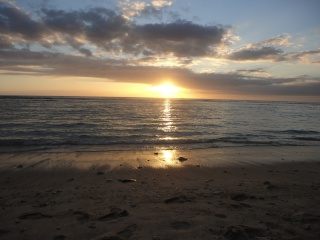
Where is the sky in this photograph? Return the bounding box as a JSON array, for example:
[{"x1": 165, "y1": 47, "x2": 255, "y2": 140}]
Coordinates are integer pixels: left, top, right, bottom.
[{"x1": 0, "y1": 0, "x2": 320, "y2": 101}]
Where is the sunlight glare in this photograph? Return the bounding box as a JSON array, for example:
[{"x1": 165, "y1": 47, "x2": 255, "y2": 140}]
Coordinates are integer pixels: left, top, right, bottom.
[{"x1": 150, "y1": 83, "x2": 181, "y2": 98}]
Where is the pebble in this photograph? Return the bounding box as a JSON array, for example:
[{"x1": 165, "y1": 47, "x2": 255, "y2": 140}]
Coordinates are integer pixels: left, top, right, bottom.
[{"x1": 178, "y1": 157, "x2": 188, "y2": 162}]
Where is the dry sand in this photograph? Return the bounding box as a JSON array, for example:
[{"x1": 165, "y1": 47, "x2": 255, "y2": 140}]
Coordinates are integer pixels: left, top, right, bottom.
[{"x1": 0, "y1": 147, "x2": 320, "y2": 239}]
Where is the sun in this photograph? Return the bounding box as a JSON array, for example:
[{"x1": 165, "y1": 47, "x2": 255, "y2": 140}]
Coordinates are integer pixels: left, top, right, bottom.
[{"x1": 150, "y1": 83, "x2": 181, "y2": 98}]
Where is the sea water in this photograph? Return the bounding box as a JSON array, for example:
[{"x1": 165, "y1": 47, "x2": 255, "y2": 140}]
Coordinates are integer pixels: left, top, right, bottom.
[{"x1": 0, "y1": 96, "x2": 319, "y2": 153}]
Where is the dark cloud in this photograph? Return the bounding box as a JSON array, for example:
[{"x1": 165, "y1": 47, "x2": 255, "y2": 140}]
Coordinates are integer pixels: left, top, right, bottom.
[
  {"x1": 0, "y1": 35, "x2": 14, "y2": 49},
  {"x1": 41, "y1": 7, "x2": 129, "y2": 45},
  {"x1": 237, "y1": 68, "x2": 266, "y2": 73},
  {"x1": 284, "y1": 49, "x2": 320, "y2": 63},
  {"x1": 0, "y1": 3, "x2": 230, "y2": 57},
  {"x1": 0, "y1": 3, "x2": 45, "y2": 40},
  {"x1": 126, "y1": 20, "x2": 229, "y2": 57},
  {"x1": 226, "y1": 35, "x2": 319, "y2": 63},
  {"x1": 78, "y1": 47, "x2": 92, "y2": 57},
  {"x1": 236, "y1": 68, "x2": 268, "y2": 75},
  {"x1": 228, "y1": 46, "x2": 284, "y2": 61}
]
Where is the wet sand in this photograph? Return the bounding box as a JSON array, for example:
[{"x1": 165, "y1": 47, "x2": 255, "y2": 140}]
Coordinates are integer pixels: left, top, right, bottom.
[{"x1": 0, "y1": 147, "x2": 320, "y2": 239}]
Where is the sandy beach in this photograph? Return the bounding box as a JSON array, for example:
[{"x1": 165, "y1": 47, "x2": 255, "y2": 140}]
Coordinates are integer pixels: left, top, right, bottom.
[{"x1": 0, "y1": 147, "x2": 320, "y2": 240}]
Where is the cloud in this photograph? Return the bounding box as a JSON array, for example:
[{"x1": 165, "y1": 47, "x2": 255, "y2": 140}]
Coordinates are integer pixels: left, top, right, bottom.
[
  {"x1": 225, "y1": 34, "x2": 320, "y2": 64},
  {"x1": 0, "y1": 4, "x2": 45, "y2": 40},
  {"x1": 249, "y1": 34, "x2": 292, "y2": 48},
  {"x1": 227, "y1": 46, "x2": 284, "y2": 61},
  {"x1": 126, "y1": 20, "x2": 230, "y2": 57},
  {"x1": 41, "y1": 8, "x2": 129, "y2": 45},
  {"x1": 119, "y1": 0, "x2": 172, "y2": 19},
  {"x1": 118, "y1": 0, "x2": 148, "y2": 18},
  {"x1": 0, "y1": 34, "x2": 14, "y2": 49},
  {"x1": 284, "y1": 49, "x2": 320, "y2": 63},
  {"x1": 1, "y1": 48, "x2": 319, "y2": 98},
  {"x1": 226, "y1": 34, "x2": 294, "y2": 62},
  {"x1": 151, "y1": 0, "x2": 172, "y2": 8},
  {"x1": 227, "y1": 46, "x2": 320, "y2": 63},
  {"x1": 236, "y1": 68, "x2": 269, "y2": 76},
  {"x1": 0, "y1": 4, "x2": 231, "y2": 58}
]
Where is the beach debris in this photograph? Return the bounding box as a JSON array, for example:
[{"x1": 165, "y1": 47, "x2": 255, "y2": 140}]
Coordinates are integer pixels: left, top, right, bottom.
[
  {"x1": 118, "y1": 179, "x2": 137, "y2": 183},
  {"x1": 137, "y1": 166, "x2": 142, "y2": 169},
  {"x1": 16, "y1": 165, "x2": 24, "y2": 168},
  {"x1": 98, "y1": 208, "x2": 129, "y2": 222},
  {"x1": 18, "y1": 212, "x2": 52, "y2": 220},
  {"x1": 97, "y1": 171, "x2": 105, "y2": 175},
  {"x1": 164, "y1": 195, "x2": 193, "y2": 204},
  {"x1": 178, "y1": 157, "x2": 188, "y2": 162},
  {"x1": 154, "y1": 152, "x2": 159, "y2": 155}
]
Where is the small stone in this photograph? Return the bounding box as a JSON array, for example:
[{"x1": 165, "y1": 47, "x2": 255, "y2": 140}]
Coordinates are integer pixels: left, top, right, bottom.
[
  {"x1": 118, "y1": 179, "x2": 137, "y2": 183},
  {"x1": 178, "y1": 157, "x2": 188, "y2": 162},
  {"x1": 17, "y1": 165, "x2": 23, "y2": 169},
  {"x1": 97, "y1": 171, "x2": 104, "y2": 175}
]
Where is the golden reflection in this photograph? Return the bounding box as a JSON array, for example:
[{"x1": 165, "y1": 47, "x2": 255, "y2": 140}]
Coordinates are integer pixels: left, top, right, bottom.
[
  {"x1": 161, "y1": 150, "x2": 176, "y2": 165},
  {"x1": 161, "y1": 99, "x2": 175, "y2": 133}
]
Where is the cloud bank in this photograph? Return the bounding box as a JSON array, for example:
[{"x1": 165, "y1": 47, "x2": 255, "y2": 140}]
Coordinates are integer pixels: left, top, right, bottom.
[
  {"x1": 0, "y1": 3, "x2": 230, "y2": 58},
  {"x1": 0, "y1": 2, "x2": 319, "y2": 99}
]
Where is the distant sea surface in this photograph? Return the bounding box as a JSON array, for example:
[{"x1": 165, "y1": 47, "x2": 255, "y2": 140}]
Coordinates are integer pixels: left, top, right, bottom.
[{"x1": 1, "y1": 96, "x2": 320, "y2": 153}]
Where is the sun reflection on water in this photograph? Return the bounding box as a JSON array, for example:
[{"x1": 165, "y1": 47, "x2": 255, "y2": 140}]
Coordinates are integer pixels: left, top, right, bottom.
[{"x1": 161, "y1": 99, "x2": 176, "y2": 134}]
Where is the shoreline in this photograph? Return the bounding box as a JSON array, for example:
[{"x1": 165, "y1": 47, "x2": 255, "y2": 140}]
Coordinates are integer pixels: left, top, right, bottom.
[
  {"x1": 0, "y1": 146, "x2": 320, "y2": 239},
  {"x1": 1, "y1": 145, "x2": 319, "y2": 170}
]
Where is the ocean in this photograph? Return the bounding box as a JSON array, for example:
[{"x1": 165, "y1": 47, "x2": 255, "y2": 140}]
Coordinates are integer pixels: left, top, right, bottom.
[{"x1": 0, "y1": 96, "x2": 320, "y2": 153}]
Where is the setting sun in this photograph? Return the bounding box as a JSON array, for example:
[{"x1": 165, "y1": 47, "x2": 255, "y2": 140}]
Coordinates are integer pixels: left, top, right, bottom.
[{"x1": 150, "y1": 83, "x2": 181, "y2": 98}]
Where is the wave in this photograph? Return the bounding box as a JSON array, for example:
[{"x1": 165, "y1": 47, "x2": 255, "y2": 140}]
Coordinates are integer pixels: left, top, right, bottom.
[
  {"x1": 263, "y1": 130, "x2": 320, "y2": 135},
  {"x1": 0, "y1": 136, "x2": 301, "y2": 148},
  {"x1": 293, "y1": 137, "x2": 320, "y2": 142}
]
